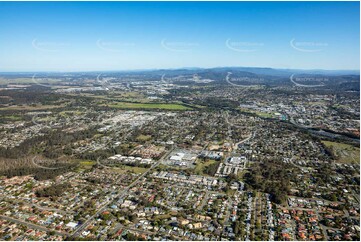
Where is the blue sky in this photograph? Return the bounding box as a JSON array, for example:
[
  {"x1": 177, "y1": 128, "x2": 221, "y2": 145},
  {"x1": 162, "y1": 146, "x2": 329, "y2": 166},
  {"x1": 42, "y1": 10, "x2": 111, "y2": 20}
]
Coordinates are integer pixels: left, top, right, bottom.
[{"x1": 0, "y1": 1, "x2": 359, "y2": 71}]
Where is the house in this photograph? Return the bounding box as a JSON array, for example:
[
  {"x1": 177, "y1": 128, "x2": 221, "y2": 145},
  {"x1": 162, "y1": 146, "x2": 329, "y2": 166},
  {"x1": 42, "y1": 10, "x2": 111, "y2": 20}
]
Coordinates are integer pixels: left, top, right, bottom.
[
  {"x1": 66, "y1": 222, "x2": 78, "y2": 229},
  {"x1": 121, "y1": 200, "x2": 132, "y2": 208},
  {"x1": 179, "y1": 219, "x2": 190, "y2": 225},
  {"x1": 193, "y1": 222, "x2": 202, "y2": 229}
]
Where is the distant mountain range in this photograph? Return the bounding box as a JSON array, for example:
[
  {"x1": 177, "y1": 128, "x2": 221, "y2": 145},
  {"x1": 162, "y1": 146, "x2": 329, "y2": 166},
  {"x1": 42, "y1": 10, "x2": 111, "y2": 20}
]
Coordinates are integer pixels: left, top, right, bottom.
[
  {"x1": 104, "y1": 67, "x2": 360, "y2": 77},
  {"x1": 0, "y1": 67, "x2": 359, "y2": 76},
  {"x1": 0, "y1": 67, "x2": 359, "y2": 91}
]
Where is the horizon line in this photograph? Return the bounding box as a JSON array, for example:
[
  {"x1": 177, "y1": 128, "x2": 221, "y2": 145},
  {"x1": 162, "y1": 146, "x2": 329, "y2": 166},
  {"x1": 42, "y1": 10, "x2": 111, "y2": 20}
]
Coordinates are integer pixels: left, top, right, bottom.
[{"x1": 0, "y1": 66, "x2": 359, "y2": 74}]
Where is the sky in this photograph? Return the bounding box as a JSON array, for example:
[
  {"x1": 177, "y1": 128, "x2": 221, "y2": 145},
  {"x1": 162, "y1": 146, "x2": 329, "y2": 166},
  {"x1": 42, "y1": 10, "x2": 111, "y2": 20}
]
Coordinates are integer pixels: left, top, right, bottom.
[{"x1": 0, "y1": 1, "x2": 359, "y2": 72}]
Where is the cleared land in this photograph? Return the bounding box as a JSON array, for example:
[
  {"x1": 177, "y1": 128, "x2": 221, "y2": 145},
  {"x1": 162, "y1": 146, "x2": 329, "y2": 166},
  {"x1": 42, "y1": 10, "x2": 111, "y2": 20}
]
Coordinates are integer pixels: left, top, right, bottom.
[{"x1": 322, "y1": 140, "x2": 360, "y2": 163}]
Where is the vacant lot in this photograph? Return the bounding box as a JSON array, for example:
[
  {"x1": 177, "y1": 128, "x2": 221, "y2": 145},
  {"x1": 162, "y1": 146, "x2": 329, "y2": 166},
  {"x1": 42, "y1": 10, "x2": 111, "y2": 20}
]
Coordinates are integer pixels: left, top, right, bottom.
[{"x1": 322, "y1": 140, "x2": 360, "y2": 163}]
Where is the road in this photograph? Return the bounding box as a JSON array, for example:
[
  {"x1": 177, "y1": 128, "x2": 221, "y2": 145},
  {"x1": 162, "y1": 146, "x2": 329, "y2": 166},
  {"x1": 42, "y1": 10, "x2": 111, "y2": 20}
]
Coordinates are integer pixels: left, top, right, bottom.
[
  {"x1": 0, "y1": 196, "x2": 69, "y2": 216},
  {"x1": 0, "y1": 215, "x2": 69, "y2": 236},
  {"x1": 287, "y1": 115, "x2": 359, "y2": 143},
  {"x1": 71, "y1": 146, "x2": 175, "y2": 238},
  {"x1": 223, "y1": 111, "x2": 256, "y2": 150},
  {"x1": 277, "y1": 204, "x2": 336, "y2": 241},
  {"x1": 287, "y1": 195, "x2": 345, "y2": 205},
  {"x1": 313, "y1": 207, "x2": 330, "y2": 241},
  {"x1": 234, "y1": 131, "x2": 256, "y2": 150},
  {"x1": 199, "y1": 191, "x2": 210, "y2": 210},
  {"x1": 114, "y1": 222, "x2": 156, "y2": 237}
]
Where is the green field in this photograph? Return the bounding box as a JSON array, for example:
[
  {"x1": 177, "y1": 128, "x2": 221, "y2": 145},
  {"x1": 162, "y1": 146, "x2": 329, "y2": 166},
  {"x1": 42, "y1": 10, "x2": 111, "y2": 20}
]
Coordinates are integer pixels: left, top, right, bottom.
[
  {"x1": 2, "y1": 115, "x2": 22, "y2": 121},
  {"x1": 79, "y1": 160, "x2": 96, "y2": 166},
  {"x1": 59, "y1": 110, "x2": 84, "y2": 116},
  {"x1": 322, "y1": 140, "x2": 360, "y2": 163},
  {"x1": 136, "y1": 135, "x2": 152, "y2": 142},
  {"x1": 68, "y1": 91, "x2": 151, "y2": 103},
  {"x1": 254, "y1": 111, "x2": 274, "y2": 118},
  {"x1": 105, "y1": 102, "x2": 191, "y2": 110},
  {"x1": 74, "y1": 159, "x2": 96, "y2": 169}
]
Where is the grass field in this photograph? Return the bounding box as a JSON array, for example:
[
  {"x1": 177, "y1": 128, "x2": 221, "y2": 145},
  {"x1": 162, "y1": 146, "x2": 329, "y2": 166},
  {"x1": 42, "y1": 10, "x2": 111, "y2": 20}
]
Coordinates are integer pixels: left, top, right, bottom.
[
  {"x1": 322, "y1": 140, "x2": 360, "y2": 163},
  {"x1": 67, "y1": 92, "x2": 154, "y2": 103},
  {"x1": 136, "y1": 135, "x2": 152, "y2": 142},
  {"x1": 2, "y1": 115, "x2": 22, "y2": 121},
  {"x1": 254, "y1": 111, "x2": 274, "y2": 118},
  {"x1": 105, "y1": 102, "x2": 191, "y2": 110},
  {"x1": 59, "y1": 110, "x2": 84, "y2": 116},
  {"x1": 72, "y1": 159, "x2": 96, "y2": 171},
  {"x1": 79, "y1": 160, "x2": 96, "y2": 166}
]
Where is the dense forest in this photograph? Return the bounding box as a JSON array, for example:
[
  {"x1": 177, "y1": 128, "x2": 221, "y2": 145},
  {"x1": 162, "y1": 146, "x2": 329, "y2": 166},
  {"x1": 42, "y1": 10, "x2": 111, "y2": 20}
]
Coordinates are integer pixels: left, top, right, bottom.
[
  {"x1": 244, "y1": 160, "x2": 292, "y2": 204},
  {"x1": 35, "y1": 182, "x2": 71, "y2": 197},
  {"x1": 0, "y1": 163, "x2": 77, "y2": 180},
  {"x1": 0, "y1": 127, "x2": 100, "y2": 159}
]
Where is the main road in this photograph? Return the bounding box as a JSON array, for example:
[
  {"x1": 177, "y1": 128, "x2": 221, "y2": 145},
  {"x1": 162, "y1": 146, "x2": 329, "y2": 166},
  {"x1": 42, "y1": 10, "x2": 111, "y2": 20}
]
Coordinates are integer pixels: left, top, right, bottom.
[{"x1": 0, "y1": 215, "x2": 69, "y2": 237}]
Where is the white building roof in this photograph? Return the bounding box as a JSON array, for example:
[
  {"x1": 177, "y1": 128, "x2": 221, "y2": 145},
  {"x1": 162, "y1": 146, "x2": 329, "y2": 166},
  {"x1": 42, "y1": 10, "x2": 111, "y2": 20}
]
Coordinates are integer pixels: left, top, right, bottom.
[{"x1": 66, "y1": 222, "x2": 78, "y2": 228}]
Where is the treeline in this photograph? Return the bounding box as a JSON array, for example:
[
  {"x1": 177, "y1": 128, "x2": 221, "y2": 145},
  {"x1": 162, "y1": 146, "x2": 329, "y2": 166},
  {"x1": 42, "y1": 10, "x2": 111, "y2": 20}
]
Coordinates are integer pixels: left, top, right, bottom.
[
  {"x1": 244, "y1": 160, "x2": 292, "y2": 204},
  {"x1": 0, "y1": 134, "x2": 49, "y2": 159},
  {"x1": 0, "y1": 89, "x2": 64, "y2": 105},
  {"x1": 331, "y1": 105, "x2": 360, "y2": 120},
  {"x1": 35, "y1": 182, "x2": 70, "y2": 197},
  {"x1": 77, "y1": 142, "x2": 138, "y2": 161},
  {"x1": 0, "y1": 157, "x2": 33, "y2": 172},
  {"x1": 41, "y1": 127, "x2": 100, "y2": 159},
  {"x1": 196, "y1": 97, "x2": 240, "y2": 109},
  {"x1": 0, "y1": 163, "x2": 77, "y2": 180},
  {"x1": 0, "y1": 127, "x2": 99, "y2": 159}
]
